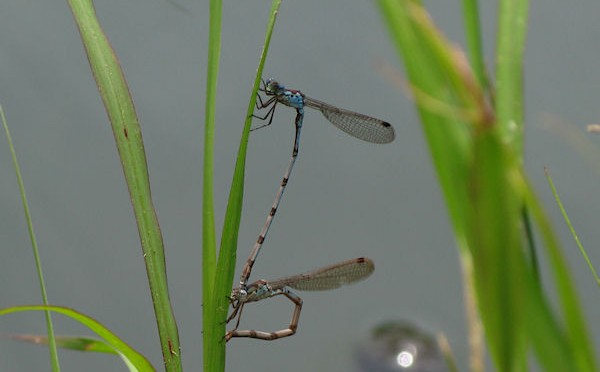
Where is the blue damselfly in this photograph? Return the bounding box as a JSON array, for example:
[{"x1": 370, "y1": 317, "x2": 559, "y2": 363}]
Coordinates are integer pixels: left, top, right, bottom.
[{"x1": 238, "y1": 79, "x2": 394, "y2": 290}]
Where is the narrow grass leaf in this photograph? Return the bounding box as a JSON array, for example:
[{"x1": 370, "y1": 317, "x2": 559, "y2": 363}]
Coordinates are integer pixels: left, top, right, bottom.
[
  {"x1": 1, "y1": 107, "x2": 60, "y2": 370},
  {"x1": 202, "y1": 0, "x2": 222, "y2": 367},
  {"x1": 0, "y1": 306, "x2": 154, "y2": 372},
  {"x1": 544, "y1": 168, "x2": 600, "y2": 286},
  {"x1": 203, "y1": 2, "x2": 283, "y2": 371},
  {"x1": 521, "y1": 173, "x2": 598, "y2": 371},
  {"x1": 8, "y1": 334, "x2": 116, "y2": 353},
  {"x1": 495, "y1": 0, "x2": 530, "y2": 152}
]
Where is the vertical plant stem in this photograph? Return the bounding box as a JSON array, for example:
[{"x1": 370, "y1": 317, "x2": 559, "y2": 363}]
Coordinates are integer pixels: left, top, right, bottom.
[{"x1": 202, "y1": 0, "x2": 220, "y2": 367}]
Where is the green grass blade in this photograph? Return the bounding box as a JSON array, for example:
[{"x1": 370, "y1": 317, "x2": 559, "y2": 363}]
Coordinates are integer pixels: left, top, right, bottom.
[
  {"x1": 524, "y1": 274, "x2": 574, "y2": 371},
  {"x1": 375, "y1": 1, "x2": 486, "y2": 368},
  {"x1": 544, "y1": 168, "x2": 600, "y2": 286},
  {"x1": 8, "y1": 334, "x2": 117, "y2": 354},
  {"x1": 468, "y1": 132, "x2": 528, "y2": 370},
  {"x1": 202, "y1": 0, "x2": 221, "y2": 366},
  {"x1": 377, "y1": 0, "x2": 492, "y2": 247},
  {"x1": 203, "y1": 0, "x2": 221, "y2": 301},
  {"x1": 498, "y1": 3, "x2": 596, "y2": 365},
  {"x1": 376, "y1": 2, "x2": 597, "y2": 371},
  {"x1": 0, "y1": 107, "x2": 60, "y2": 370},
  {"x1": 203, "y1": 2, "x2": 282, "y2": 371},
  {"x1": 66, "y1": 1, "x2": 181, "y2": 370},
  {"x1": 1, "y1": 306, "x2": 155, "y2": 371},
  {"x1": 9, "y1": 334, "x2": 148, "y2": 372},
  {"x1": 461, "y1": 0, "x2": 488, "y2": 90},
  {"x1": 521, "y1": 173, "x2": 598, "y2": 371},
  {"x1": 495, "y1": 0, "x2": 529, "y2": 152}
]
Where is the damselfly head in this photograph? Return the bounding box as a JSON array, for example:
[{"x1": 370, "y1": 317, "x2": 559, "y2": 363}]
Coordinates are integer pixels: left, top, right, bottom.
[
  {"x1": 264, "y1": 78, "x2": 282, "y2": 95},
  {"x1": 230, "y1": 287, "x2": 247, "y2": 301}
]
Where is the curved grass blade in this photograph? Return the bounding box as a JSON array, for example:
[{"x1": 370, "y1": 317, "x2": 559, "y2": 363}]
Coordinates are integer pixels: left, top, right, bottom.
[
  {"x1": 7, "y1": 334, "x2": 115, "y2": 353},
  {"x1": 67, "y1": 1, "x2": 180, "y2": 369},
  {"x1": 0, "y1": 305, "x2": 155, "y2": 371}
]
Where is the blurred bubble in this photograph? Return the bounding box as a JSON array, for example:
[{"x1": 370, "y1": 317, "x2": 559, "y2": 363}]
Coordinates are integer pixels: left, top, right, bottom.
[{"x1": 354, "y1": 320, "x2": 448, "y2": 372}]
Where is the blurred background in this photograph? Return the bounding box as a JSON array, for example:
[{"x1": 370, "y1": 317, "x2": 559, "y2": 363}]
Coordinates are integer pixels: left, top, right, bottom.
[{"x1": 1, "y1": 0, "x2": 599, "y2": 370}]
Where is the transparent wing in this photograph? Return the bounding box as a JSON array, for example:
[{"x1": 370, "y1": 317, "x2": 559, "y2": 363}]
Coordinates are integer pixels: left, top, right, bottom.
[
  {"x1": 303, "y1": 97, "x2": 395, "y2": 144},
  {"x1": 268, "y1": 257, "x2": 375, "y2": 292}
]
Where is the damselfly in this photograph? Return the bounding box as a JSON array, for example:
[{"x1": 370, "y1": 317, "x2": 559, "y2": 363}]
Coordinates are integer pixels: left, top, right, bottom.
[
  {"x1": 238, "y1": 79, "x2": 394, "y2": 290},
  {"x1": 226, "y1": 257, "x2": 375, "y2": 341}
]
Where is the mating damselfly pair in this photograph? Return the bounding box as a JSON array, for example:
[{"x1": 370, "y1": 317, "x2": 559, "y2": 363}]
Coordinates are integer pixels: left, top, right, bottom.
[{"x1": 226, "y1": 79, "x2": 394, "y2": 341}]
